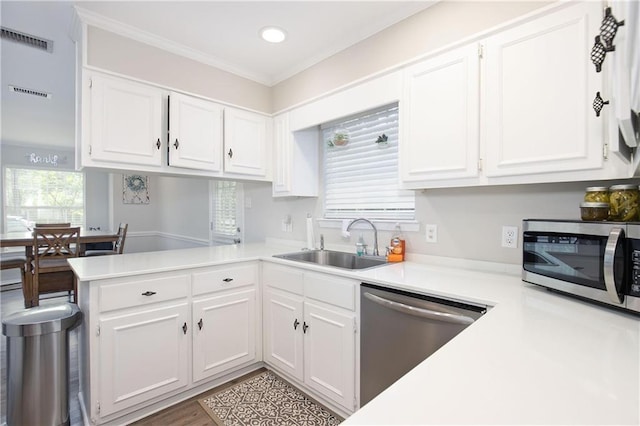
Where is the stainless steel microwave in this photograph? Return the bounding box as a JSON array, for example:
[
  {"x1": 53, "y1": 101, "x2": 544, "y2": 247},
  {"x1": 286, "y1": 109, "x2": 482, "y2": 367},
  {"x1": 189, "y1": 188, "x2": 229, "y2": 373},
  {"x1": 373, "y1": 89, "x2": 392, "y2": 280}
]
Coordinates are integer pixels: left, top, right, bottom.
[{"x1": 522, "y1": 219, "x2": 640, "y2": 314}]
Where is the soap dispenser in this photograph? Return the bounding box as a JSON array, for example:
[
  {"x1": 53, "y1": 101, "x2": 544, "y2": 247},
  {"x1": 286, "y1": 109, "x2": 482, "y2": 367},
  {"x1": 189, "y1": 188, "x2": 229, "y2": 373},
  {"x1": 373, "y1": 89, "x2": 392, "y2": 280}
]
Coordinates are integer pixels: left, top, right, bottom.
[{"x1": 387, "y1": 223, "x2": 405, "y2": 262}]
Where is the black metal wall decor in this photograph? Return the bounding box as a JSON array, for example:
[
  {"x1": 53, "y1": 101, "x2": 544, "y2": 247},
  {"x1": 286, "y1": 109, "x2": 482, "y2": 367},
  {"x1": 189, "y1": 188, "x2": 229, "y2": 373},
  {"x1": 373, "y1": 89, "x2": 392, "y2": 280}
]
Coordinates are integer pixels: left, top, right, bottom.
[
  {"x1": 592, "y1": 91, "x2": 609, "y2": 117},
  {"x1": 590, "y1": 35, "x2": 607, "y2": 72},
  {"x1": 600, "y1": 7, "x2": 624, "y2": 51}
]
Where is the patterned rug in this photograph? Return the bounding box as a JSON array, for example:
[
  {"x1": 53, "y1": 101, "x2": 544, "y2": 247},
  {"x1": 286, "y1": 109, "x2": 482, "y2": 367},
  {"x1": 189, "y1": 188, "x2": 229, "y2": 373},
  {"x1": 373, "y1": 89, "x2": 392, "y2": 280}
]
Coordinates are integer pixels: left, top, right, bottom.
[{"x1": 198, "y1": 370, "x2": 343, "y2": 426}]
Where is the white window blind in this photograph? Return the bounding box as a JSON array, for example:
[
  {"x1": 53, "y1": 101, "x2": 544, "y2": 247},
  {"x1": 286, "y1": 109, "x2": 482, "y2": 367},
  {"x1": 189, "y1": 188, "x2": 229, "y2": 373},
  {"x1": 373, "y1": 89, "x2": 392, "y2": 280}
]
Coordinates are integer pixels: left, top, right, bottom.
[
  {"x1": 323, "y1": 103, "x2": 414, "y2": 220},
  {"x1": 211, "y1": 181, "x2": 243, "y2": 244},
  {"x1": 3, "y1": 167, "x2": 85, "y2": 231}
]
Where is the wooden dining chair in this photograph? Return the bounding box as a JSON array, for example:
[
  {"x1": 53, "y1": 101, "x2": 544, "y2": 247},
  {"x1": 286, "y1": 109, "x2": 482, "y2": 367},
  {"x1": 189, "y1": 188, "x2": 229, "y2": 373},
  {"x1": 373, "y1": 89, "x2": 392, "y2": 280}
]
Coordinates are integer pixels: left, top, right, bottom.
[
  {"x1": 1, "y1": 253, "x2": 27, "y2": 304},
  {"x1": 85, "y1": 223, "x2": 128, "y2": 256},
  {"x1": 32, "y1": 226, "x2": 80, "y2": 305},
  {"x1": 34, "y1": 222, "x2": 71, "y2": 228}
]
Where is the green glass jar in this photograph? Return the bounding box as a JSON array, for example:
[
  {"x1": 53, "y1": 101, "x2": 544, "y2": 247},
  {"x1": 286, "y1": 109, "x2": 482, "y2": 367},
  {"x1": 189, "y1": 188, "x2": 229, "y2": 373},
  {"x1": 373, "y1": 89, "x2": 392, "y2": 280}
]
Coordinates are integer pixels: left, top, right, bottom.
[
  {"x1": 584, "y1": 186, "x2": 610, "y2": 203},
  {"x1": 609, "y1": 184, "x2": 639, "y2": 221}
]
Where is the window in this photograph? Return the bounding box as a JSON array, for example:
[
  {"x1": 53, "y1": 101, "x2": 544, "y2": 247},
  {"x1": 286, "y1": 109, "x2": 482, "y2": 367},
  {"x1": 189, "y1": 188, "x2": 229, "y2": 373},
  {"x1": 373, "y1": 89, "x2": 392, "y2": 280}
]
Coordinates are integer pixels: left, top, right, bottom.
[
  {"x1": 323, "y1": 103, "x2": 414, "y2": 220},
  {"x1": 4, "y1": 167, "x2": 85, "y2": 231},
  {"x1": 210, "y1": 181, "x2": 243, "y2": 244}
]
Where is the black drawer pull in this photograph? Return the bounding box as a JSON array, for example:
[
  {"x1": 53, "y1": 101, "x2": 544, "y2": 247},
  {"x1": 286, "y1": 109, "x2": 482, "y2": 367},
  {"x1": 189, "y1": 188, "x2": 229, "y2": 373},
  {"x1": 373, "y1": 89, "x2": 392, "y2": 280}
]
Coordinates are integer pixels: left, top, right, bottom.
[
  {"x1": 182, "y1": 322, "x2": 188, "y2": 334},
  {"x1": 293, "y1": 319, "x2": 299, "y2": 330},
  {"x1": 198, "y1": 318, "x2": 203, "y2": 330},
  {"x1": 222, "y1": 278, "x2": 233, "y2": 282},
  {"x1": 303, "y1": 322, "x2": 309, "y2": 333},
  {"x1": 141, "y1": 291, "x2": 156, "y2": 296}
]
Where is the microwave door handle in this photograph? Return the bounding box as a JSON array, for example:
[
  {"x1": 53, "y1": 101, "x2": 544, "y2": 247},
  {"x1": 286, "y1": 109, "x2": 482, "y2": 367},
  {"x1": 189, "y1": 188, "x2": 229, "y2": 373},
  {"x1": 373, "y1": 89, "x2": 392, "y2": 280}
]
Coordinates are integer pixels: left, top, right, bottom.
[
  {"x1": 603, "y1": 227, "x2": 625, "y2": 304},
  {"x1": 363, "y1": 292, "x2": 475, "y2": 325}
]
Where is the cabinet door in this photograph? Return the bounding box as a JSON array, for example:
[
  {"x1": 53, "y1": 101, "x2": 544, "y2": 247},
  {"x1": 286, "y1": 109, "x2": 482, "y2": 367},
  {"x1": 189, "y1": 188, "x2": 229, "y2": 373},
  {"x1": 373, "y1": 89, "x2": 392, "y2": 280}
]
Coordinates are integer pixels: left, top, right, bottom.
[
  {"x1": 192, "y1": 289, "x2": 256, "y2": 382},
  {"x1": 401, "y1": 43, "x2": 480, "y2": 185},
  {"x1": 263, "y1": 289, "x2": 304, "y2": 381},
  {"x1": 98, "y1": 303, "x2": 189, "y2": 416},
  {"x1": 224, "y1": 107, "x2": 269, "y2": 176},
  {"x1": 89, "y1": 74, "x2": 163, "y2": 166},
  {"x1": 303, "y1": 301, "x2": 355, "y2": 411},
  {"x1": 483, "y1": 1, "x2": 604, "y2": 177},
  {"x1": 272, "y1": 113, "x2": 292, "y2": 194},
  {"x1": 168, "y1": 92, "x2": 223, "y2": 171}
]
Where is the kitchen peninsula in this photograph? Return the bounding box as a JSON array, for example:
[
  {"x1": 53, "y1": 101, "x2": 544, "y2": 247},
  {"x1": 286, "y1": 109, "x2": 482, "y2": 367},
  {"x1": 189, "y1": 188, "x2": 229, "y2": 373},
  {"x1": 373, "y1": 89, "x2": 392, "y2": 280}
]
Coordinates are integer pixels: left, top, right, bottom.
[{"x1": 68, "y1": 243, "x2": 640, "y2": 426}]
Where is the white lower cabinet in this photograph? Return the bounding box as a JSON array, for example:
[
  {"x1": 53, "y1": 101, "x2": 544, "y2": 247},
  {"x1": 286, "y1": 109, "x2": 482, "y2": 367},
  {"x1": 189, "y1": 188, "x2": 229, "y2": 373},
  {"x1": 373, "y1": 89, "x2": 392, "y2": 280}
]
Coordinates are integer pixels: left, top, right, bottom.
[
  {"x1": 263, "y1": 263, "x2": 357, "y2": 413},
  {"x1": 263, "y1": 289, "x2": 304, "y2": 380},
  {"x1": 303, "y1": 301, "x2": 355, "y2": 410},
  {"x1": 79, "y1": 262, "x2": 260, "y2": 424},
  {"x1": 98, "y1": 303, "x2": 190, "y2": 417},
  {"x1": 192, "y1": 289, "x2": 257, "y2": 382}
]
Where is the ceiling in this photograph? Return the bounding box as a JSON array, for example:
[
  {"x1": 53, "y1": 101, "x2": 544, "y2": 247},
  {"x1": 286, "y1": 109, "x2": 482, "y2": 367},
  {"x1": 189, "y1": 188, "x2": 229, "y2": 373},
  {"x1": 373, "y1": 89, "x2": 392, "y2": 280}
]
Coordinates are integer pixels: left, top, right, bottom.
[{"x1": 0, "y1": 1, "x2": 433, "y2": 149}]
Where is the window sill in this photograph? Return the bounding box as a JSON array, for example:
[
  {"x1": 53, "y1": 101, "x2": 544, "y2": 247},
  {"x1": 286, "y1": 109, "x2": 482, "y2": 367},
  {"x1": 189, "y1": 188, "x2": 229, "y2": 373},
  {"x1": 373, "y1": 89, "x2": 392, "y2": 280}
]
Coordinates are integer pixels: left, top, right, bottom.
[{"x1": 317, "y1": 219, "x2": 420, "y2": 232}]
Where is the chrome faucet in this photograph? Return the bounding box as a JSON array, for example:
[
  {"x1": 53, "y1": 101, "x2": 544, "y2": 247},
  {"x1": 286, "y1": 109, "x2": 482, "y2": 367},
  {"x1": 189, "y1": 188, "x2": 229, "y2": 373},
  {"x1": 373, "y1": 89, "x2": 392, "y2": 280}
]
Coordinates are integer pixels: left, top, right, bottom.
[{"x1": 347, "y1": 218, "x2": 379, "y2": 256}]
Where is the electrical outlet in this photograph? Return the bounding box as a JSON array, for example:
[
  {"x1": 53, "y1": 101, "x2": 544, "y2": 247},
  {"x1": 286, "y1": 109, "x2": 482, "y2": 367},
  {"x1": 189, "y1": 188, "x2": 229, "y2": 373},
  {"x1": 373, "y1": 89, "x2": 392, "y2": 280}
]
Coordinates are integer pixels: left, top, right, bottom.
[
  {"x1": 425, "y1": 224, "x2": 438, "y2": 243},
  {"x1": 501, "y1": 226, "x2": 518, "y2": 248}
]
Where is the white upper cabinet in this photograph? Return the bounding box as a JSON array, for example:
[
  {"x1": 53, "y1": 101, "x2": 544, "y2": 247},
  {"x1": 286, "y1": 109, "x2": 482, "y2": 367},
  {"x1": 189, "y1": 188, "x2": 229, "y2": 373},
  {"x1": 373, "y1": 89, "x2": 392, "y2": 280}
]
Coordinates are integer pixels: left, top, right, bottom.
[
  {"x1": 88, "y1": 73, "x2": 164, "y2": 167},
  {"x1": 80, "y1": 71, "x2": 272, "y2": 181},
  {"x1": 399, "y1": 1, "x2": 630, "y2": 188},
  {"x1": 272, "y1": 113, "x2": 319, "y2": 197},
  {"x1": 168, "y1": 92, "x2": 223, "y2": 171},
  {"x1": 400, "y1": 43, "x2": 481, "y2": 185},
  {"x1": 482, "y1": 1, "x2": 605, "y2": 178},
  {"x1": 224, "y1": 107, "x2": 270, "y2": 177}
]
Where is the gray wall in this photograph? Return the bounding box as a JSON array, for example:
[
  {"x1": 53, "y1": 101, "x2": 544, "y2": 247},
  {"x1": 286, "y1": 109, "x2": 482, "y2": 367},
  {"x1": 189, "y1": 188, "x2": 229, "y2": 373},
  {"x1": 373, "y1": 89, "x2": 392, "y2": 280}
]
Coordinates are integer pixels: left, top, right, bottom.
[{"x1": 244, "y1": 180, "x2": 640, "y2": 265}]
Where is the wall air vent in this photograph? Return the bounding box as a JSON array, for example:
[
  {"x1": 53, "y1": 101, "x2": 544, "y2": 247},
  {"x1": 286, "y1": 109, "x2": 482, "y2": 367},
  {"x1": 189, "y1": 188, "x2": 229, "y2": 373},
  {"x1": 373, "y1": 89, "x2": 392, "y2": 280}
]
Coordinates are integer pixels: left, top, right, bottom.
[
  {"x1": 8, "y1": 85, "x2": 52, "y2": 99},
  {"x1": 1, "y1": 27, "x2": 53, "y2": 53}
]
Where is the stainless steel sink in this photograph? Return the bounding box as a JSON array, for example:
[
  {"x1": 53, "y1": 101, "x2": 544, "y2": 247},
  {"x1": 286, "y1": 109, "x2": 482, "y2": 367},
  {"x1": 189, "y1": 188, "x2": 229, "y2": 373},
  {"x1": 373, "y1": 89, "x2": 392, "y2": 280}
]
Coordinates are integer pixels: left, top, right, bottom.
[{"x1": 274, "y1": 250, "x2": 388, "y2": 270}]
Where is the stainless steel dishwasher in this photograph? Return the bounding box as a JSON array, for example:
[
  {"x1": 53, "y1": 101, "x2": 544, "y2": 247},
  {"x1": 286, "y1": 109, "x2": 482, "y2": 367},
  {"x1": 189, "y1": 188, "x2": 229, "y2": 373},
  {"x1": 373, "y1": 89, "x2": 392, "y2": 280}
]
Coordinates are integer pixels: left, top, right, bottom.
[{"x1": 360, "y1": 283, "x2": 487, "y2": 406}]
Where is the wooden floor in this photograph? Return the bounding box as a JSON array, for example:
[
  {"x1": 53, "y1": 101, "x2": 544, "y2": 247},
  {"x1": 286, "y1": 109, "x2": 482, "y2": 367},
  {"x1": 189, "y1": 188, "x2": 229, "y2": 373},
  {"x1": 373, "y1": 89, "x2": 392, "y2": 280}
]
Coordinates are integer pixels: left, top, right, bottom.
[{"x1": 0, "y1": 287, "x2": 268, "y2": 426}]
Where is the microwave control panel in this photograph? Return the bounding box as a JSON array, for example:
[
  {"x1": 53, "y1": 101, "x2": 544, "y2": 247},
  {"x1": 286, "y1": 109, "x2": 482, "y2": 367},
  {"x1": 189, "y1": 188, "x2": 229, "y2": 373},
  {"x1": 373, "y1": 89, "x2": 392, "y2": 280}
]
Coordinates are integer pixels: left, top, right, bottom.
[{"x1": 630, "y1": 242, "x2": 640, "y2": 297}]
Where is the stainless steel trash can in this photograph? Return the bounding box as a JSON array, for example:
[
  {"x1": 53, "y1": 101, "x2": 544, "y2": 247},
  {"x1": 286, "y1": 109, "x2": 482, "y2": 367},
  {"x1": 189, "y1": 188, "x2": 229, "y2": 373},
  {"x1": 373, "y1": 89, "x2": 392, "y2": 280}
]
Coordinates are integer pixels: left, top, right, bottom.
[{"x1": 2, "y1": 303, "x2": 82, "y2": 426}]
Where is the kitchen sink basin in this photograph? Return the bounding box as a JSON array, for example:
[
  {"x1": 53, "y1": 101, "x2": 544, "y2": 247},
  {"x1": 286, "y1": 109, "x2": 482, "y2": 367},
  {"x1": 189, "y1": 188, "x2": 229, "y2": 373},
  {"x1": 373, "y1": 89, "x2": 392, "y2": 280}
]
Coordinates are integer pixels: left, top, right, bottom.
[{"x1": 274, "y1": 249, "x2": 388, "y2": 270}]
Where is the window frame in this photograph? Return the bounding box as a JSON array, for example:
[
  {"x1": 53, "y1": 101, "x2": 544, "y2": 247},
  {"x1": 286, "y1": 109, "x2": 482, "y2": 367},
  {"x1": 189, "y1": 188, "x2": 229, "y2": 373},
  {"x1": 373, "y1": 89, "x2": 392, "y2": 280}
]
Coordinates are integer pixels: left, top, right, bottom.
[
  {"x1": 321, "y1": 103, "x2": 415, "y2": 221},
  {"x1": 209, "y1": 180, "x2": 244, "y2": 245}
]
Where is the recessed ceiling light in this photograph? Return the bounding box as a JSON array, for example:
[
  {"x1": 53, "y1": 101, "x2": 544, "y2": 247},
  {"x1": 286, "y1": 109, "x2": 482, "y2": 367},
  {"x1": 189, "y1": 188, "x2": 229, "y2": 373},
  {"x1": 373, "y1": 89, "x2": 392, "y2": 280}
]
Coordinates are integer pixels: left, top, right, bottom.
[{"x1": 260, "y1": 26, "x2": 286, "y2": 43}]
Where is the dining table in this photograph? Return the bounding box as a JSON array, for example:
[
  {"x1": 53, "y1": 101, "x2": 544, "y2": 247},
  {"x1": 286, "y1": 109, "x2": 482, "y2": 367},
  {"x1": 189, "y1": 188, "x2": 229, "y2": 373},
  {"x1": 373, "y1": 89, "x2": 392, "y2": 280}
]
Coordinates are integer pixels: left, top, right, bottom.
[{"x1": 1, "y1": 228, "x2": 120, "y2": 307}]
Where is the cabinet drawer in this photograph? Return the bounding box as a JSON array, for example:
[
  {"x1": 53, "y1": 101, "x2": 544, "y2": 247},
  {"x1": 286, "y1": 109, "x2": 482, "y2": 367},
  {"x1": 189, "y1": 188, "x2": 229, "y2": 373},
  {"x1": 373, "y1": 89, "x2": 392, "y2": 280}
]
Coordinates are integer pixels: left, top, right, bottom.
[
  {"x1": 99, "y1": 274, "x2": 189, "y2": 312},
  {"x1": 192, "y1": 263, "x2": 258, "y2": 296},
  {"x1": 262, "y1": 263, "x2": 303, "y2": 295},
  {"x1": 304, "y1": 272, "x2": 356, "y2": 310}
]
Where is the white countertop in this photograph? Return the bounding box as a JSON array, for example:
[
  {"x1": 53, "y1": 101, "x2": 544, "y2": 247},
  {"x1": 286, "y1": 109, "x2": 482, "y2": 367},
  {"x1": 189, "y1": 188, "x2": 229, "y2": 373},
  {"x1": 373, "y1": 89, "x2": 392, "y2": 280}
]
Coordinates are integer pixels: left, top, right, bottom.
[{"x1": 68, "y1": 243, "x2": 640, "y2": 425}]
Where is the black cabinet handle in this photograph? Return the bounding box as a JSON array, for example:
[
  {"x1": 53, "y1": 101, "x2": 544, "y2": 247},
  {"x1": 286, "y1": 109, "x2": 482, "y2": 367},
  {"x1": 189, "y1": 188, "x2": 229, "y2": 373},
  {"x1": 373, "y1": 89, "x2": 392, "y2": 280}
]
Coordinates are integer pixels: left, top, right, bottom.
[
  {"x1": 198, "y1": 318, "x2": 203, "y2": 330},
  {"x1": 302, "y1": 322, "x2": 309, "y2": 334},
  {"x1": 156, "y1": 138, "x2": 161, "y2": 149},
  {"x1": 228, "y1": 148, "x2": 233, "y2": 158},
  {"x1": 141, "y1": 291, "x2": 156, "y2": 296},
  {"x1": 600, "y1": 7, "x2": 624, "y2": 52},
  {"x1": 222, "y1": 278, "x2": 233, "y2": 282},
  {"x1": 173, "y1": 138, "x2": 179, "y2": 149},
  {"x1": 593, "y1": 91, "x2": 610, "y2": 117},
  {"x1": 293, "y1": 319, "x2": 299, "y2": 330},
  {"x1": 182, "y1": 322, "x2": 188, "y2": 334},
  {"x1": 590, "y1": 36, "x2": 606, "y2": 73}
]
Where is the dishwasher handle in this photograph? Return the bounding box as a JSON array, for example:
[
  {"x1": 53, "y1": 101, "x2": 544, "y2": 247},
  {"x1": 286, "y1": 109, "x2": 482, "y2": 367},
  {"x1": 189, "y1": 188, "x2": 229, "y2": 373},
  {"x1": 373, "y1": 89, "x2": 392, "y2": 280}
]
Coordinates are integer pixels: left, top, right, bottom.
[{"x1": 363, "y1": 292, "x2": 475, "y2": 325}]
